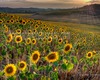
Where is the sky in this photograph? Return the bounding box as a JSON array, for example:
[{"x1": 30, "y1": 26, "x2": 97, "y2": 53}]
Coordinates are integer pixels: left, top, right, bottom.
[{"x1": 0, "y1": 0, "x2": 100, "y2": 8}]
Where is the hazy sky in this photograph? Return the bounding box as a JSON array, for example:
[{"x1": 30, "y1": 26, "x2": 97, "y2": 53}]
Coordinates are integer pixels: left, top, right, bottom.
[{"x1": 0, "y1": 0, "x2": 100, "y2": 8}]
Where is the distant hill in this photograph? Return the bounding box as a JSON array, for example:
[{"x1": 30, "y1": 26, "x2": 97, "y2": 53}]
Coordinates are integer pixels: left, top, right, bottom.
[
  {"x1": 0, "y1": 4, "x2": 100, "y2": 25},
  {"x1": 0, "y1": 4, "x2": 100, "y2": 16}
]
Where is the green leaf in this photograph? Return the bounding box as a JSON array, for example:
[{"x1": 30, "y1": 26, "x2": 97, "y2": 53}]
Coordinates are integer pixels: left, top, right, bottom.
[
  {"x1": 72, "y1": 56, "x2": 78, "y2": 64},
  {"x1": 0, "y1": 56, "x2": 3, "y2": 62},
  {"x1": 19, "y1": 73, "x2": 26, "y2": 80},
  {"x1": 17, "y1": 48, "x2": 21, "y2": 55},
  {"x1": 88, "y1": 61, "x2": 93, "y2": 67},
  {"x1": 1, "y1": 49, "x2": 6, "y2": 55},
  {"x1": 0, "y1": 43, "x2": 3, "y2": 47},
  {"x1": 53, "y1": 61, "x2": 58, "y2": 67},
  {"x1": 0, "y1": 71, "x2": 4, "y2": 77},
  {"x1": 7, "y1": 76, "x2": 15, "y2": 80},
  {"x1": 31, "y1": 64, "x2": 37, "y2": 70},
  {"x1": 66, "y1": 56, "x2": 70, "y2": 61},
  {"x1": 38, "y1": 66, "x2": 45, "y2": 71},
  {"x1": 61, "y1": 63, "x2": 67, "y2": 70},
  {"x1": 82, "y1": 65, "x2": 87, "y2": 71},
  {"x1": 41, "y1": 76, "x2": 47, "y2": 80},
  {"x1": 46, "y1": 65, "x2": 52, "y2": 73},
  {"x1": 59, "y1": 56, "x2": 63, "y2": 61},
  {"x1": 7, "y1": 44, "x2": 15, "y2": 51},
  {"x1": 34, "y1": 74, "x2": 39, "y2": 78},
  {"x1": 51, "y1": 72, "x2": 58, "y2": 80},
  {"x1": 66, "y1": 62, "x2": 74, "y2": 72}
]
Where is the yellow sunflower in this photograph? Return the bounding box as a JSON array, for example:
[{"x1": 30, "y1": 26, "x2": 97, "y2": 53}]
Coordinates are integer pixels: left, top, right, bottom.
[
  {"x1": 93, "y1": 50, "x2": 96, "y2": 55},
  {"x1": 86, "y1": 52, "x2": 93, "y2": 58},
  {"x1": 18, "y1": 61, "x2": 27, "y2": 71},
  {"x1": 12, "y1": 33, "x2": 16, "y2": 37},
  {"x1": 64, "y1": 43, "x2": 72, "y2": 53},
  {"x1": 6, "y1": 20, "x2": 10, "y2": 24},
  {"x1": 33, "y1": 29, "x2": 36, "y2": 33},
  {"x1": 6, "y1": 34, "x2": 13, "y2": 43},
  {"x1": 4, "y1": 25, "x2": 9, "y2": 33},
  {"x1": 58, "y1": 38, "x2": 63, "y2": 44},
  {"x1": 30, "y1": 51, "x2": 40, "y2": 64},
  {"x1": 26, "y1": 38, "x2": 31, "y2": 44},
  {"x1": 0, "y1": 19, "x2": 3, "y2": 24},
  {"x1": 15, "y1": 35, "x2": 22, "y2": 43},
  {"x1": 10, "y1": 19, "x2": 14, "y2": 24},
  {"x1": 4, "y1": 64, "x2": 16, "y2": 77},
  {"x1": 28, "y1": 30, "x2": 32, "y2": 34},
  {"x1": 31, "y1": 39, "x2": 36, "y2": 45},
  {"x1": 16, "y1": 29, "x2": 21, "y2": 34},
  {"x1": 39, "y1": 32, "x2": 42, "y2": 36},
  {"x1": 45, "y1": 52, "x2": 59, "y2": 63},
  {"x1": 48, "y1": 36, "x2": 52, "y2": 43}
]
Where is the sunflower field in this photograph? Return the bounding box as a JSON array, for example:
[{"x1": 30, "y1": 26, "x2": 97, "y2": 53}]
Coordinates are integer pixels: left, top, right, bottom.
[{"x1": 0, "y1": 13, "x2": 100, "y2": 80}]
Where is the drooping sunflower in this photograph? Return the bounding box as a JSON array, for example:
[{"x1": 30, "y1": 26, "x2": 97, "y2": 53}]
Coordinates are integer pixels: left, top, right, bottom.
[
  {"x1": 4, "y1": 64, "x2": 16, "y2": 77},
  {"x1": 15, "y1": 35, "x2": 22, "y2": 43},
  {"x1": 93, "y1": 50, "x2": 96, "y2": 55},
  {"x1": 31, "y1": 39, "x2": 36, "y2": 45},
  {"x1": 16, "y1": 29, "x2": 21, "y2": 34},
  {"x1": 6, "y1": 34, "x2": 13, "y2": 43},
  {"x1": 26, "y1": 38, "x2": 31, "y2": 44},
  {"x1": 64, "y1": 43, "x2": 72, "y2": 53},
  {"x1": 39, "y1": 32, "x2": 42, "y2": 36},
  {"x1": 45, "y1": 52, "x2": 59, "y2": 63},
  {"x1": 4, "y1": 25, "x2": 9, "y2": 33},
  {"x1": 30, "y1": 51, "x2": 40, "y2": 64},
  {"x1": 86, "y1": 52, "x2": 93, "y2": 58},
  {"x1": 18, "y1": 61, "x2": 27, "y2": 71},
  {"x1": 43, "y1": 37, "x2": 47, "y2": 43}
]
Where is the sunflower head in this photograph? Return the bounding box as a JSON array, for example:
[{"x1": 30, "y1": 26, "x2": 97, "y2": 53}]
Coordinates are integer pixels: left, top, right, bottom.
[
  {"x1": 10, "y1": 19, "x2": 14, "y2": 24},
  {"x1": 4, "y1": 64, "x2": 16, "y2": 77},
  {"x1": 4, "y1": 25, "x2": 9, "y2": 33},
  {"x1": 28, "y1": 30, "x2": 32, "y2": 34},
  {"x1": 30, "y1": 51, "x2": 40, "y2": 64},
  {"x1": 16, "y1": 29, "x2": 21, "y2": 34},
  {"x1": 15, "y1": 35, "x2": 23, "y2": 43},
  {"x1": 48, "y1": 36, "x2": 52, "y2": 43},
  {"x1": 86, "y1": 52, "x2": 93, "y2": 58},
  {"x1": 19, "y1": 61, "x2": 27, "y2": 71},
  {"x1": 6, "y1": 34, "x2": 13, "y2": 43},
  {"x1": 45, "y1": 52, "x2": 59, "y2": 63},
  {"x1": 58, "y1": 38, "x2": 63, "y2": 44},
  {"x1": 32, "y1": 39, "x2": 36, "y2": 45},
  {"x1": 64, "y1": 44, "x2": 72, "y2": 53},
  {"x1": 26, "y1": 38, "x2": 31, "y2": 45},
  {"x1": 0, "y1": 19, "x2": 3, "y2": 24},
  {"x1": 39, "y1": 32, "x2": 42, "y2": 36},
  {"x1": 93, "y1": 50, "x2": 96, "y2": 55}
]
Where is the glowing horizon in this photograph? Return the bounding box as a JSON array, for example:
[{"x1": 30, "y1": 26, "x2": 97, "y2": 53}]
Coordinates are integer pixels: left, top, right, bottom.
[{"x1": 0, "y1": 0, "x2": 99, "y2": 8}]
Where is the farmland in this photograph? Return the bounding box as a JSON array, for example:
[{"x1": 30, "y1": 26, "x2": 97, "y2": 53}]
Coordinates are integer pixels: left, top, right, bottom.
[{"x1": 0, "y1": 13, "x2": 100, "y2": 80}]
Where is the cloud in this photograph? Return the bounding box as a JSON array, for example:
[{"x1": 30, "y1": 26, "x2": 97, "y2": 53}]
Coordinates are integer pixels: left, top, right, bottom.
[{"x1": 88, "y1": 0, "x2": 100, "y2": 3}]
